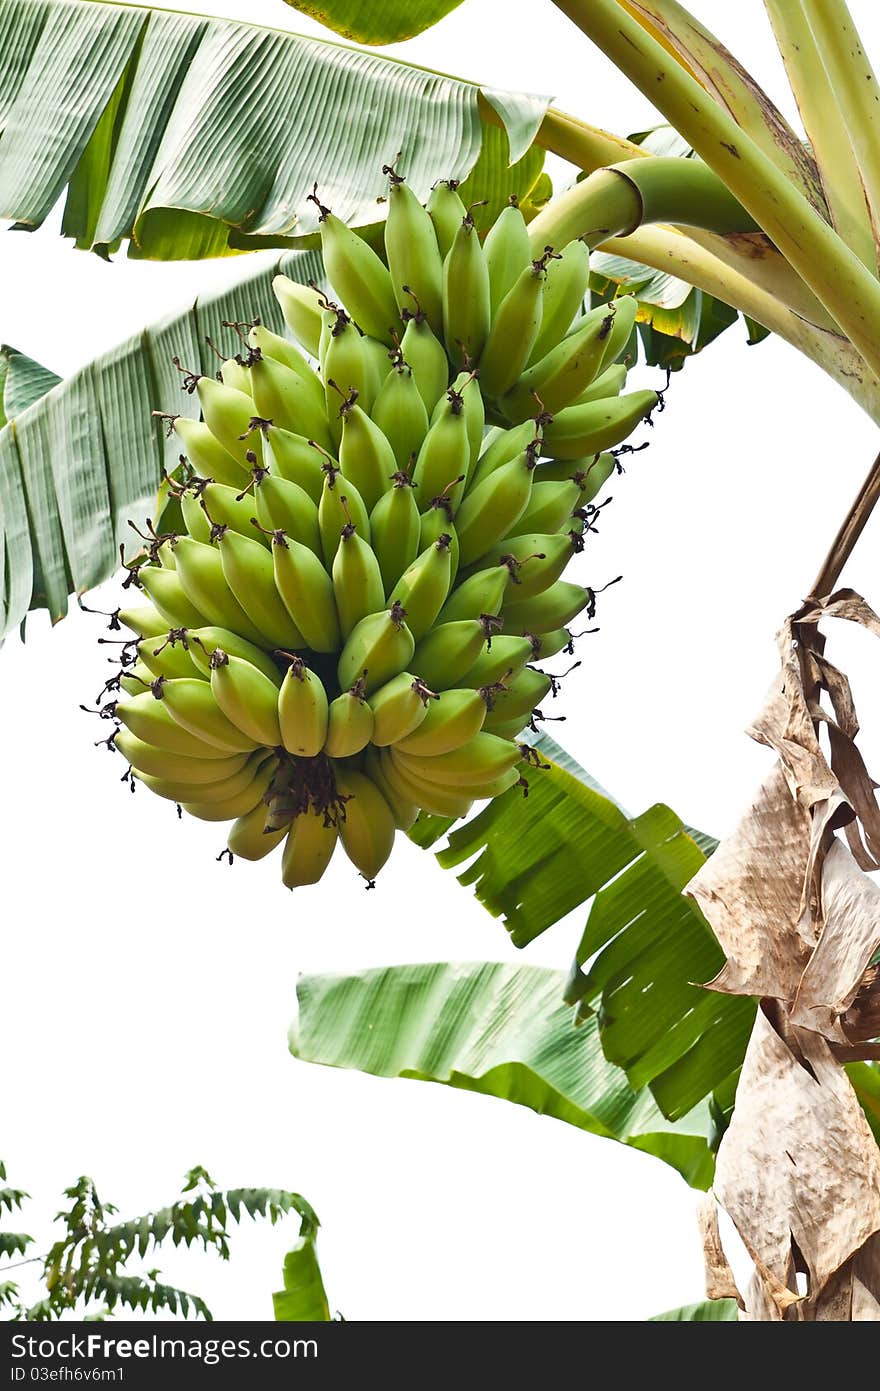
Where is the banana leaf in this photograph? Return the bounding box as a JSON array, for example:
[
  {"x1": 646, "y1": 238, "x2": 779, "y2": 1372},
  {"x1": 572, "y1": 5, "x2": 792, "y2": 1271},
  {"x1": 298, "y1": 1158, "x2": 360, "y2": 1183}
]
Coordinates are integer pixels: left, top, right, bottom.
[
  {"x1": 282, "y1": 0, "x2": 467, "y2": 45},
  {"x1": 0, "y1": 0, "x2": 549, "y2": 258},
  {"x1": 0, "y1": 345, "x2": 60, "y2": 425},
  {"x1": 273, "y1": 1202, "x2": 332, "y2": 1322},
  {"x1": 291, "y1": 960, "x2": 717, "y2": 1189},
  {"x1": 0, "y1": 247, "x2": 328, "y2": 639},
  {"x1": 650, "y1": 1299, "x2": 737, "y2": 1321}
]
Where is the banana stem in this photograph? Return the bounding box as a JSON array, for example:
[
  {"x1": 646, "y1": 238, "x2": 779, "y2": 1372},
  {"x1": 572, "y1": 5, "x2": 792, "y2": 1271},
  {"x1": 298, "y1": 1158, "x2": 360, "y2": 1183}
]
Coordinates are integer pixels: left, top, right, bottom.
[
  {"x1": 808, "y1": 446, "x2": 880, "y2": 600},
  {"x1": 550, "y1": 0, "x2": 880, "y2": 382},
  {"x1": 765, "y1": 0, "x2": 878, "y2": 273}
]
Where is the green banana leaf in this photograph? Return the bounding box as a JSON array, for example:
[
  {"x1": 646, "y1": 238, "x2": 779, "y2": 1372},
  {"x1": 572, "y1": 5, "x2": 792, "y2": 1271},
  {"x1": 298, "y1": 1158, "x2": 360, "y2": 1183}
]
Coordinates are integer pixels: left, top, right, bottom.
[
  {"x1": 291, "y1": 960, "x2": 717, "y2": 1189},
  {"x1": 0, "y1": 247, "x2": 328, "y2": 639},
  {"x1": 282, "y1": 0, "x2": 467, "y2": 45},
  {"x1": 650, "y1": 1299, "x2": 738, "y2": 1321},
  {"x1": 0, "y1": 345, "x2": 60, "y2": 425},
  {"x1": 0, "y1": 0, "x2": 549, "y2": 258},
  {"x1": 273, "y1": 1202, "x2": 332, "y2": 1321}
]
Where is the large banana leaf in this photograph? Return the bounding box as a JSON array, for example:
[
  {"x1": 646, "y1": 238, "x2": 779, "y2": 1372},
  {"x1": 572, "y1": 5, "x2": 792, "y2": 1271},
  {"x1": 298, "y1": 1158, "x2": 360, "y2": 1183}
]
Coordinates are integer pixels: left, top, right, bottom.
[
  {"x1": 291, "y1": 960, "x2": 716, "y2": 1189},
  {"x1": 0, "y1": 0, "x2": 549, "y2": 258}
]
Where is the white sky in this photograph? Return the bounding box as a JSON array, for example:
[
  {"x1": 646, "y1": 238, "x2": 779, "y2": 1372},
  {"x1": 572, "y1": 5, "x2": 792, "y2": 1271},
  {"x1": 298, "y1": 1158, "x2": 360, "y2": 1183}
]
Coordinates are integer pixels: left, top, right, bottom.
[{"x1": 3, "y1": 0, "x2": 880, "y2": 1323}]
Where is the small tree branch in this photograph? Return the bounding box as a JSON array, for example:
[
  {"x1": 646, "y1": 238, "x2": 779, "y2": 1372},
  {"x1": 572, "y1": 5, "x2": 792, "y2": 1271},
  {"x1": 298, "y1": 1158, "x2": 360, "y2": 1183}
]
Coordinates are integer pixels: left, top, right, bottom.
[{"x1": 807, "y1": 447, "x2": 880, "y2": 600}]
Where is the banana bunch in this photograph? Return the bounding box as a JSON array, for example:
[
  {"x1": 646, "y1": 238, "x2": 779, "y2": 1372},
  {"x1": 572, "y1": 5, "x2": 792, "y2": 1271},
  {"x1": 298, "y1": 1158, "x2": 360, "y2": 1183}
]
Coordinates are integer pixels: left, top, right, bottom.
[{"x1": 93, "y1": 169, "x2": 658, "y2": 889}]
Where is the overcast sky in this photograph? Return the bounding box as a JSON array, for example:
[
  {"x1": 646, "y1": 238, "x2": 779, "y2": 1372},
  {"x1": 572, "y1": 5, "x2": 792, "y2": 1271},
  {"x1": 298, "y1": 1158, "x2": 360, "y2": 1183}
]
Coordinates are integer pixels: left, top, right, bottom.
[{"x1": 3, "y1": 0, "x2": 880, "y2": 1322}]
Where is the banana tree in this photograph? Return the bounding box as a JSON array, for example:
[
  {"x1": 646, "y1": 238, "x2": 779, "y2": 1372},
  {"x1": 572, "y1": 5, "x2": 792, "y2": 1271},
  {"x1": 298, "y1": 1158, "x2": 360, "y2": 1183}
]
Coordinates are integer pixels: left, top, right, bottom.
[{"x1": 3, "y1": 0, "x2": 880, "y2": 1321}]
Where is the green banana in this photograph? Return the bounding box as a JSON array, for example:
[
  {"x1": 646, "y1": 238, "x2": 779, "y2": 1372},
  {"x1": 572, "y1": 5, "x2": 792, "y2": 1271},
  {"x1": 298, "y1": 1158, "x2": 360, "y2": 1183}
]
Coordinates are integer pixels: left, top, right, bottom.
[
  {"x1": 394, "y1": 731, "x2": 520, "y2": 787},
  {"x1": 272, "y1": 275, "x2": 324, "y2": 357},
  {"x1": 249, "y1": 352, "x2": 332, "y2": 451},
  {"x1": 391, "y1": 687, "x2": 485, "y2": 756},
  {"x1": 384, "y1": 170, "x2": 444, "y2": 335},
  {"x1": 173, "y1": 417, "x2": 249, "y2": 488},
  {"x1": 171, "y1": 537, "x2": 265, "y2": 645},
  {"x1": 324, "y1": 682, "x2": 374, "y2": 758},
  {"x1": 336, "y1": 602, "x2": 415, "y2": 694},
  {"x1": 484, "y1": 198, "x2": 531, "y2": 315},
  {"x1": 478, "y1": 253, "x2": 549, "y2": 398},
  {"x1": 227, "y1": 801, "x2": 288, "y2": 861},
  {"x1": 503, "y1": 580, "x2": 592, "y2": 634},
  {"x1": 454, "y1": 452, "x2": 536, "y2": 567},
  {"x1": 368, "y1": 672, "x2": 435, "y2": 746},
  {"x1": 442, "y1": 370, "x2": 485, "y2": 473},
  {"x1": 333, "y1": 766, "x2": 396, "y2": 881},
  {"x1": 542, "y1": 390, "x2": 657, "y2": 459},
  {"x1": 363, "y1": 746, "x2": 417, "y2": 831},
  {"x1": 513, "y1": 479, "x2": 582, "y2": 536},
  {"x1": 253, "y1": 472, "x2": 321, "y2": 554},
  {"x1": 532, "y1": 627, "x2": 575, "y2": 659},
  {"x1": 196, "y1": 376, "x2": 262, "y2": 470},
  {"x1": 426, "y1": 179, "x2": 466, "y2": 259},
  {"x1": 482, "y1": 667, "x2": 552, "y2": 728},
  {"x1": 312, "y1": 198, "x2": 398, "y2": 344},
  {"x1": 460, "y1": 634, "x2": 534, "y2": 688},
  {"x1": 412, "y1": 387, "x2": 469, "y2": 510},
  {"x1": 114, "y1": 730, "x2": 247, "y2": 783},
  {"x1": 322, "y1": 311, "x2": 383, "y2": 427},
  {"x1": 317, "y1": 465, "x2": 370, "y2": 569},
  {"x1": 399, "y1": 311, "x2": 449, "y2": 415},
  {"x1": 136, "y1": 566, "x2": 206, "y2": 630},
  {"x1": 135, "y1": 753, "x2": 265, "y2": 806},
  {"x1": 156, "y1": 677, "x2": 260, "y2": 753},
  {"x1": 114, "y1": 692, "x2": 234, "y2": 758},
  {"x1": 218, "y1": 356, "x2": 252, "y2": 395},
  {"x1": 503, "y1": 301, "x2": 618, "y2": 422},
  {"x1": 137, "y1": 633, "x2": 202, "y2": 681},
  {"x1": 116, "y1": 605, "x2": 169, "y2": 638},
  {"x1": 527, "y1": 238, "x2": 590, "y2": 365},
  {"x1": 470, "y1": 418, "x2": 543, "y2": 488},
  {"x1": 270, "y1": 532, "x2": 341, "y2": 653},
  {"x1": 216, "y1": 527, "x2": 305, "y2": 649},
  {"x1": 442, "y1": 211, "x2": 490, "y2": 368},
  {"x1": 389, "y1": 535, "x2": 454, "y2": 640},
  {"x1": 187, "y1": 627, "x2": 282, "y2": 685},
  {"x1": 262, "y1": 426, "x2": 327, "y2": 502},
  {"x1": 249, "y1": 322, "x2": 319, "y2": 382},
  {"x1": 437, "y1": 565, "x2": 509, "y2": 624},
  {"x1": 596, "y1": 294, "x2": 639, "y2": 371},
  {"x1": 411, "y1": 618, "x2": 489, "y2": 689},
  {"x1": 370, "y1": 359, "x2": 428, "y2": 472},
  {"x1": 332, "y1": 523, "x2": 386, "y2": 638},
  {"x1": 419, "y1": 503, "x2": 459, "y2": 578},
  {"x1": 194, "y1": 480, "x2": 268, "y2": 544},
  {"x1": 179, "y1": 488, "x2": 213, "y2": 545},
  {"x1": 278, "y1": 657, "x2": 329, "y2": 757},
  {"x1": 281, "y1": 807, "x2": 339, "y2": 887},
  {"x1": 382, "y1": 747, "x2": 473, "y2": 819},
  {"x1": 369, "y1": 473, "x2": 421, "y2": 593},
  {"x1": 336, "y1": 396, "x2": 397, "y2": 512},
  {"x1": 182, "y1": 753, "x2": 277, "y2": 822},
  {"x1": 570, "y1": 363, "x2": 626, "y2": 406},
  {"x1": 479, "y1": 532, "x2": 577, "y2": 600},
  {"x1": 209, "y1": 649, "x2": 283, "y2": 747}
]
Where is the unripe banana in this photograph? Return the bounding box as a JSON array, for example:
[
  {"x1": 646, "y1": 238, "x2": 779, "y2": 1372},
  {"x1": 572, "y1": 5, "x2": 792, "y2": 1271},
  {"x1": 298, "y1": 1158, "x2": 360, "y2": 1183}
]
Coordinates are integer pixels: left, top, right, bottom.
[
  {"x1": 114, "y1": 730, "x2": 248, "y2": 784},
  {"x1": 155, "y1": 677, "x2": 260, "y2": 753},
  {"x1": 389, "y1": 535, "x2": 454, "y2": 640},
  {"x1": 253, "y1": 472, "x2": 321, "y2": 554},
  {"x1": 399, "y1": 312, "x2": 449, "y2": 415},
  {"x1": 117, "y1": 605, "x2": 169, "y2": 638},
  {"x1": 570, "y1": 363, "x2": 626, "y2": 406},
  {"x1": 482, "y1": 666, "x2": 552, "y2": 728},
  {"x1": 368, "y1": 672, "x2": 435, "y2": 746},
  {"x1": 313, "y1": 202, "x2": 398, "y2": 344},
  {"x1": 249, "y1": 352, "x2": 333, "y2": 452},
  {"x1": 534, "y1": 451, "x2": 613, "y2": 490},
  {"x1": 337, "y1": 602, "x2": 415, "y2": 694},
  {"x1": 119, "y1": 665, "x2": 152, "y2": 696},
  {"x1": 332, "y1": 523, "x2": 386, "y2": 638},
  {"x1": 194, "y1": 481, "x2": 268, "y2": 544},
  {"x1": 446, "y1": 370, "x2": 484, "y2": 472},
  {"x1": 137, "y1": 633, "x2": 202, "y2": 681},
  {"x1": 542, "y1": 390, "x2": 657, "y2": 459},
  {"x1": 479, "y1": 532, "x2": 577, "y2": 600},
  {"x1": 503, "y1": 580, "x2": 593, "y2": 634},
  {"x1": 155, "y1": 536, "x2": 177, "y2": 570},
  {"x1": 218, "y1": 357, "x2": 252, "y2": 395},
  {"x1": 426, "y1": 179, "x2": 466, "y2": 259},
  {"x1": 411, "y1": 619, "x2": 489, "y2": 689},
  {"x1": 412, "y1": 387, "x2": 469, "y2": 510},
  {"x1": 262, "y1": 426, "x2": 327, "y2": 502},
  {"x1": 336, "y1": 397, "x2": 397, "y2": 512},
  {"x1": 182, "y1": 752, "x2": 277, "y2": 821},
  {"x1": 187, "y1": 627, "x2": 282, "y2": 685},
  {"x1": 196, "y1": 377, "x2": 262, "y2": 471},
  {"x1": 135, "y1": 753, "x2": 264, "y2": 806},
  {"x1": 281, "y1": 807, "x2": 339, "y2": 887},
  {"x1": 419, "y1": 503, "x2": 459, "y2": 578},
  {"x1": 596, "y1": 294, "x2": 639, "y2": 371},
  {"x1": 317, "y1": 466, "x2": 370, "y2": 569},
  {"x1": 173, "y1": 417, "x2": 249, "y2": 488},
  {"x1": 503, "y1": 301, "x2": 618, "y2": 422},
  {"x1": 484, "y1": 717, "x2": 530, "y2": 743},
  {"x1": 532, "y1": 627, "x2": 575, "y2": 659},
  {"x1": 171, "y1": 537, "x2": 265, "y2": 645},
  {"x1": 333, "y1": 766, "x2": 396, "y2": 881},
  {"x1": 392, "y1": 687, "x2": 486, "y2": 756},
  {"x1": 209, "y1": 649, "x2": 283, "y2": 747},
  {"x1": 527, "y1": 239, "x2": 590, "y2": 365},
  {"x1": 272, "y1": 275, "x2": 324, "y2": 358},
  {"x1": 270, "y1": 531, "x2": 341, "y2": 653},
  {"x1": 227, "y1": 801, "x2": 288, "y2": 861},
  {"x1": 115, "y1": 692, "x2": 234, "y2": 758},
  {"x1": 249, "y1": 323, "x2": 319, "y2": 383},
  {"x1": 484, "y1": 199, "x2": 531, "y2": 315},
  {"x1": 384, "y1": 172, "x2": 444, "y2": 334},
  {"x1": 216, "y1": 527, "x2": 305, "y2": 650},
  {"x1": 371, "y1": 359, "x2": 429, "y2": 472},
  {"x1": 514, "y1": 479, "x2": 582, "y2": 536},
  {"x1": 322, "y1": 311, "x2": 383, "y2": 428},
  {"x1": 136, "y1": 565, "x2": 206, "y2": 630},
  {"x1": 437, "y1": 565, "x2": 509, "y2": 624},
  {"x1": 278, "y1": 657, "x2": 329, "y2": 757},
  {"x1": 442, "y1": 212, "x2": 490, "y2": 368},
  {"x1": 394, "y1": 731, "x2": 520, "y2": 787},
  {"x1": 369, "y1": 473, "x2": 421, "y2": 593},
  {"x1": 454, "y1": 451, "x2": 536, "y2": 567},
  {"x1": 363, "y1": 746, "x2": 418, "y2": 831},
  {"x1": 324, "y1": 682, "x2": 374, "y2": 758},
  {"x1": 471, "y1": 419, "x2": 542, "y2": 488},
  {"x1": 383, "y1": 747, "x2": 474, "y2": 819},
  {"x1": 460, "y1": 634, "x2": 534, "y2": 688},
  {"x1": 478, "y1": 254, "x2": 549, "y2": 398},
  {"x1": 179, "y1": 489, "x2": 213, "y2": 545}
]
